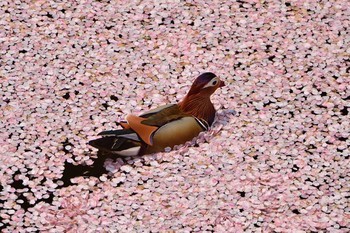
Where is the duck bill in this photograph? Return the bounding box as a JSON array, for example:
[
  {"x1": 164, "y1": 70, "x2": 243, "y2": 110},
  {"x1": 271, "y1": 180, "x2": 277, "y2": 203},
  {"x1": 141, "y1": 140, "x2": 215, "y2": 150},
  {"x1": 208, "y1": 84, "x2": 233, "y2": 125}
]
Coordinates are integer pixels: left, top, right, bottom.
[{"x1": 219, "y1": 80, "x2": 225, "y2": 88}]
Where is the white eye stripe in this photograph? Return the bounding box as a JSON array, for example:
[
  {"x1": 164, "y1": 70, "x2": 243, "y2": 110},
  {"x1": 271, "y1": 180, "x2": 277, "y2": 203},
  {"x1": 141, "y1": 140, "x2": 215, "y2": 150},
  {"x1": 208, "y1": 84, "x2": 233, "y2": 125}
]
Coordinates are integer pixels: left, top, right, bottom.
[{"x1": 202, "y1": 77, "x2": 219, "y2": 89}]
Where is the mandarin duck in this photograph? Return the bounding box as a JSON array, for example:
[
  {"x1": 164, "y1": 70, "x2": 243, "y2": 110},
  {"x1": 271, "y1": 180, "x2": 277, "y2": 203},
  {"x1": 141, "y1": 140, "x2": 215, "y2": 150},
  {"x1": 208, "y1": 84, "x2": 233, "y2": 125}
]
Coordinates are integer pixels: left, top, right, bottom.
[{"x1": 89, "y1": 72, "x2": 225, "y2": 156}]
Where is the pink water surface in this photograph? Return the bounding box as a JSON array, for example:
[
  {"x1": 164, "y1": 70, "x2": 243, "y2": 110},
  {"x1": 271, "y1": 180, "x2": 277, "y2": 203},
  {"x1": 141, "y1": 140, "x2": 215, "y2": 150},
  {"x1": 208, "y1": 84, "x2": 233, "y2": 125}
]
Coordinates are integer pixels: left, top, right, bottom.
[{"x1": 1, "y1": 0, "x2": 349, "y2": 232}]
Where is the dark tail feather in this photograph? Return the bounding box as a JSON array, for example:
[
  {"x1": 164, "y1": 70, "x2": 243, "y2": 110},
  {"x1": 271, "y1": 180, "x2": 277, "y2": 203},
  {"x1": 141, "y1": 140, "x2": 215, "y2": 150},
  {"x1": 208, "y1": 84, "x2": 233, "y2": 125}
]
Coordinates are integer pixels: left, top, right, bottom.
[
  {"x1": 98, "y1": 128, "x2": 134, "y2": 136},
  {"x1": 89, "y1": 136, "x2": 143, "y2": 156},
  {"x1": 89, "y1": 137, "x2": 117, "y2": 152}
]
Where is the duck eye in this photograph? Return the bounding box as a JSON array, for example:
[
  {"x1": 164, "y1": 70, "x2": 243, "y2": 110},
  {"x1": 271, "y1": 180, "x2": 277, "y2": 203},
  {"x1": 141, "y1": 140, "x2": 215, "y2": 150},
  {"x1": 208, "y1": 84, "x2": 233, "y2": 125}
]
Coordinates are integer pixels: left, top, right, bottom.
[{"x1": 202, "y1": 78, "x2": 219, "y2": 89}]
